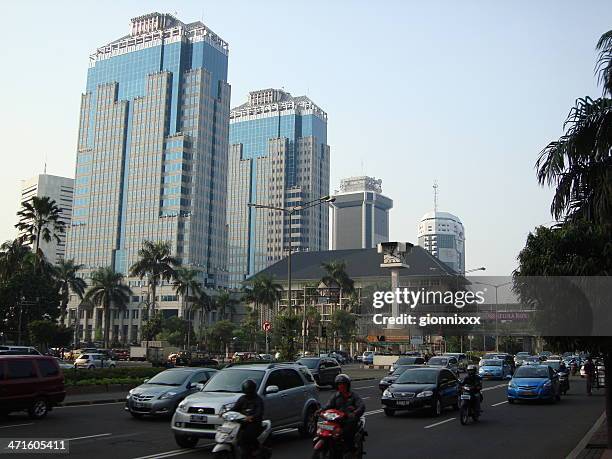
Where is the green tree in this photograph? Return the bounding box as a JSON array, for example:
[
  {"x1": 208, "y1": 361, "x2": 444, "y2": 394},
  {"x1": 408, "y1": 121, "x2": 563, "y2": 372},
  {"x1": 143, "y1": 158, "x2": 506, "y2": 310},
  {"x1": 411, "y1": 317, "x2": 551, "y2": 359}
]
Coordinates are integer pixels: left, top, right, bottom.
[
  {"x1": 173, "y1": 267, "x2": 203, "y2": 347},
  {"x1": 84, "y1": 267, "x2": 132, "y2": 348},
  {"x1": 216, "y1": 291, "x2": 238, "y2": 321},
  {"x1": 244, "y1": 274, "x2": 283, "y2": 318},
  {"x1": 192, "y1": 291, "x2": 214, "y2": 349},
  {"x1": 28, "y1": 320, "x2": 58, "y2": 351},
  {"x1": 235, "y1": 310, "x2": 265, "y2": 352},
  {"x1": 210, "y1": 320, "x2": 236, "y2": 356},
  {"x1": 141, "y1": 312, "x2": 164, "y2": 341},
  {"x1": 321, "y1": 260, "x2": 355, "y2": 309},
  {"x1": 329, "y1": 309, "x2": 357, "y2": 347},
  {"x1": 15, "y1": 196, "x2": 65, "y2": 263},
  {"x1": 54, "y1": 259, "x2": 86, "y2": 325},
  {"x1": 272, "y1": 312, "x2": 301, "y2": 361},
  {"x1": 160, "y1": 316, "x2": 191, "y2": 347},
  {"x1": 130, "y1": 240, "x2": 180, "y2": 317}
]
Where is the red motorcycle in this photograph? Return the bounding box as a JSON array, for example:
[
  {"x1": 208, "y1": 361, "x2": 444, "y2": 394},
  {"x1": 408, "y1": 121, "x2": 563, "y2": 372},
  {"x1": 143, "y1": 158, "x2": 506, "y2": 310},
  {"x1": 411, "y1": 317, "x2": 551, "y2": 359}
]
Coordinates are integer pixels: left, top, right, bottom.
[{"x1": 311, "y1": 409, "x2": 366, "y2": 459}]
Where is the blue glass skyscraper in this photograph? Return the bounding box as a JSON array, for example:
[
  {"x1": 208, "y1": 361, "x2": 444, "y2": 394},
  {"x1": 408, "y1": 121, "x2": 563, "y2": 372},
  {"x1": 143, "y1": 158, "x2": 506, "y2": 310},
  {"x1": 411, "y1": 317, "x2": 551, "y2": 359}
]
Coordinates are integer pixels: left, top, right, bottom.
[
  {"x1": 227, "y1": 89, "x2": 330, "y2": 288},
  {"x1": 66, "y1": 13, "x2": 230, "y2": 343}
]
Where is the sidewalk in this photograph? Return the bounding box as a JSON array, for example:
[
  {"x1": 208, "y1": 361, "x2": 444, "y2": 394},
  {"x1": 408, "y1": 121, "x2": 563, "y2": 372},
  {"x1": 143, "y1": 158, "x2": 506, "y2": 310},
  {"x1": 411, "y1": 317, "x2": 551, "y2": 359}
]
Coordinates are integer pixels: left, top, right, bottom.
[{"x1": 572, "y1": 412, "x2": 610, "y2": 459}]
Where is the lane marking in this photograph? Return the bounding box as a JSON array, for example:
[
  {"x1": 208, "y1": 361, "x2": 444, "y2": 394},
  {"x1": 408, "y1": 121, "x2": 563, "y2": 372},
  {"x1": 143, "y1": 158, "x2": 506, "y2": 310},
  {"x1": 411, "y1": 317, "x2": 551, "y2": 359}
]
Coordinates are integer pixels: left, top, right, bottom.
[
  {"x1": 0, "y1": 423, "x2": 34, "y2": 429},
  {"x1": 56, "y1": 402, "x2": 125, "y2": 409},
  {"x1": 482, "y1": 383, "x2": 507, "y2": 392},
  {"x1": 354, "y1": 385, "x2": 375, "y2": 389},
  {"x1": 424, "y1": 417, "x2": 456, "y2": 429},
  {"x1": 362, "y1": 396, "x2": 371, "y2": 400},
  {"x1": 365, "y1": 409, "x2": 384, "y2": 416},
  {"x1": 491, "y1": 401, "x2": 508, "y2": 407},
  {"x1": 65, "y1": 433, "x2": 112, "y2": 441},
  {"x1": 132, "y1": 443, "x2": 214, "y2": 459}
]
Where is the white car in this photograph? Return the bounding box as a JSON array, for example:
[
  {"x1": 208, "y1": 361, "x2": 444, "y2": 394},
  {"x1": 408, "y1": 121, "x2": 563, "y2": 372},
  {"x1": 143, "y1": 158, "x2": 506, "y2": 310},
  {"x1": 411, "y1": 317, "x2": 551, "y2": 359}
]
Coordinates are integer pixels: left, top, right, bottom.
[{"x1": 74, "y1": 353, "x2": 116, "y2": 369}]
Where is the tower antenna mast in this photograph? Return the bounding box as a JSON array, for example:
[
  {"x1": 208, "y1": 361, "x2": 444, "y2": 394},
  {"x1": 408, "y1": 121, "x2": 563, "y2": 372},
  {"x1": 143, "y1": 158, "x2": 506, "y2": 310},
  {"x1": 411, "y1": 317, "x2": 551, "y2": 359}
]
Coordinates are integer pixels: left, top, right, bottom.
[{"x1": 433, "y1": 181, "x2": 439, "y2": 212}]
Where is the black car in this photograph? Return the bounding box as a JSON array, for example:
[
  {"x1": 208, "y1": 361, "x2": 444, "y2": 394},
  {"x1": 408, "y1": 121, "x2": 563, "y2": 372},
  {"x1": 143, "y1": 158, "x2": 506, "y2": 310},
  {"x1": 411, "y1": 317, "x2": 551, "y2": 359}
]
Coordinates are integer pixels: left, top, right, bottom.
[
  {"x1": 389, "y1": 356, "x2": 426, "y2": 373},
  {"x1": 381, "y1": 367, "x2": 460, "y2": 417},
  {"x1": 379, "y1": 364, "x2": 425, "y2": 392},
  {"x1": 297, "y1": 357, "x2": 341, "y2": 387}
]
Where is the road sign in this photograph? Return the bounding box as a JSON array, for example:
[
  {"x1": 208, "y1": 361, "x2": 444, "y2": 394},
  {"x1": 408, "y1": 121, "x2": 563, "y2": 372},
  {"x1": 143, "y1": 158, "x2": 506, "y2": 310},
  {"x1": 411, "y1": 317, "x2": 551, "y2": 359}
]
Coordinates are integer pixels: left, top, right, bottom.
[{"x1": 263, "y1": 321, "x2": 271, "y2": 332}]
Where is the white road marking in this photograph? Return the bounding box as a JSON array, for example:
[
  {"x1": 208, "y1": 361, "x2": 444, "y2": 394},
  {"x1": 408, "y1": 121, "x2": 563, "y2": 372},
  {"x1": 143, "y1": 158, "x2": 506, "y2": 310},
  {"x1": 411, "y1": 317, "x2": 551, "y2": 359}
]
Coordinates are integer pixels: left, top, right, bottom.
[
  {"x1": 0, "y1": 423, "x2": 34, "y2": 429},
  {"x1": 491, "y1": 401, "x2": 508, "y2": 407},
  {"x1": 362, "y1": 396, "x2": 371, "y2": 400},
  {"x1": 354, "y1": 385, "x2": 375, "y2": 389},
  {"x1": 424, "y1": 417, "x2": 456, "y2": 429},
  {"x1": 56, "y1": 402, "x2": 125, "y2": 408},
  {"x1": 482, "y1": 383, "x2": 507, "y2": 392},
  {"x1": 132, "y1": 443, "x2": 214, "y2": 459},
  {"x1": 364, "y1": 409, "x2": 384, "y2": 416},
  {"x1": 65, "y1": 433, "x2": 112, "y2": 441}
]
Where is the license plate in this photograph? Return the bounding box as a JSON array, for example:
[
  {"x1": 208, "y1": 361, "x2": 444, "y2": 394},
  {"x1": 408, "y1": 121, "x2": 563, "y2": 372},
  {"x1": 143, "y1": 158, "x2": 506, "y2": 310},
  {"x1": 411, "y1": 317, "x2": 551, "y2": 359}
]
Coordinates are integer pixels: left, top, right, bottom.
[
  {"x1": 521, "y1": 391, "x2": 535, "y2": 395},
  {"x1": 190, "y1": 414, "x2": 208, "y2": 423},
  {"x1": 396, "y1": 400, "x2": 410, "y2": 406},
  {"x1": 134, "y1": 402, "x2": 147, "y2": 408},
  {"x1": 460, "y1": 394, "x2": 471, "y2": 400}
]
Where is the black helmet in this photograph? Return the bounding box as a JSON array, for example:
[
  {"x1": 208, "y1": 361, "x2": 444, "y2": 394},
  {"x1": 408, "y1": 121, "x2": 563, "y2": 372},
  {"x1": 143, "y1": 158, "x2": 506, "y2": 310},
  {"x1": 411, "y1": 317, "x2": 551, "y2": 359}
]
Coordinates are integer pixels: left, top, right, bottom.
[
  {"x1": 467, "y1": 364, "x2": 477, "y2": 376},
  {"x1": 241, "y1": 379, "x2": 257, "y2": 396},
  {"x1": 334, "y1": 373, "x2": 351, "y2": 390}
]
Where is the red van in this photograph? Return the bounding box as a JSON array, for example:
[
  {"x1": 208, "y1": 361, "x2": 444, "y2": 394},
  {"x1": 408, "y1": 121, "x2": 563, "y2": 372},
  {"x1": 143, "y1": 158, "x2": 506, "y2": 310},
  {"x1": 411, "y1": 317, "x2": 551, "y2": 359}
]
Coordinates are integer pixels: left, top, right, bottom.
[{"x1": 0, "y1": 355, "x2": 66, "y2": 419}]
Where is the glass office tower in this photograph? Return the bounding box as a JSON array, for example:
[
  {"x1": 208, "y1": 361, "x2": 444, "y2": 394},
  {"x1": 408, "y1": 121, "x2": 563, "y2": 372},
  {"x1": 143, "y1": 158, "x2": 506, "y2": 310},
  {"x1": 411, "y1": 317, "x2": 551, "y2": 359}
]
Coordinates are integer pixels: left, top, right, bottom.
[
  {"x1": 227, "y1": 89, "x2": 330, "y2": 288},
  {"x1": 66, "y1": 13, "x2": 230, "y2": 343}
]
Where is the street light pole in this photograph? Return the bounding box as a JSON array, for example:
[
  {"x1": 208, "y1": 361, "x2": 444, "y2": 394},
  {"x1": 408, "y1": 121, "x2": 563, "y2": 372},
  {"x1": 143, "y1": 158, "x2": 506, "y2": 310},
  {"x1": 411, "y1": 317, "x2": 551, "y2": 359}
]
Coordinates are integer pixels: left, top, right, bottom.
[
  {"x1": 248, "y1": 195, "x2": 335, "y2": 355},
  {"x1": 473, "y1": 280, "x2": 512, "y2": 352}
]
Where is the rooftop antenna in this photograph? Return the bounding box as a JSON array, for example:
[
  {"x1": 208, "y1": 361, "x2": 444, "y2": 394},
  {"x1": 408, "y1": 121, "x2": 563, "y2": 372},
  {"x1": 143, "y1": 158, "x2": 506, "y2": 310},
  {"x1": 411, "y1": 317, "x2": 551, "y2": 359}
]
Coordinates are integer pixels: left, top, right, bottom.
[
  {"x1": 44, "y1": 153, "x2": 47, "y2": 175},
  {"x1": 433, "y1": 181, "x2": 439, "y2": 212}
]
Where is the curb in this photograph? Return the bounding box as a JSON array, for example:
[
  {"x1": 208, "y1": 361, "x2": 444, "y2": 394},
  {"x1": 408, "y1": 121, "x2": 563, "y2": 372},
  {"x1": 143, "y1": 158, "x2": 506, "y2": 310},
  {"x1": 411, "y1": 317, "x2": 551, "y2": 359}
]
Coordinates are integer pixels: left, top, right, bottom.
[
  {"x1": 58, "y1": 398, "x2": 126, "y2": 407},
  {"x1": 566, "y1": 411, "x2": 607, "y2": 459}
]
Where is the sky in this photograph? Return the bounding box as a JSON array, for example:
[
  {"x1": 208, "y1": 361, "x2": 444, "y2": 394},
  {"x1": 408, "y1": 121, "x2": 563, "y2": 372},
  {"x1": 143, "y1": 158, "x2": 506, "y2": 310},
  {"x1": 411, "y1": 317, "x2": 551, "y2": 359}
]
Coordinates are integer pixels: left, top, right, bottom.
[{"x1": 0, "y1": 0, "x2": 610, "y2": 276}]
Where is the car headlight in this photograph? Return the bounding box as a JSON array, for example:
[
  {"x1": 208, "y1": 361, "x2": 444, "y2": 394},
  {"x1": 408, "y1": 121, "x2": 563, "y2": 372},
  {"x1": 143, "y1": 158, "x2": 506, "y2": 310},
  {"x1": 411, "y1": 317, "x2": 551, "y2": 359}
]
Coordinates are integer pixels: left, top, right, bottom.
[
  {"x1": 177, "y1": 401, "x2": 189, "y2": 413},
  {"x1": 508, "y1": 381, "x2": 516, "y2": 388},
  {"x1": 417, "y1": 390, "x2": 433, "y2": 398},
  {"x1": 382, "y1": 389, "x2": 392, "y2": 398},
  {"x1": 543, "y1": 381, "x2": 552, "y2": 388},
  {"x1": 159, "y1": 391, "x2": 178, "y2": 400},
  {"x1": 219, "y1": 403, "x2": 235, "y2": 414}
]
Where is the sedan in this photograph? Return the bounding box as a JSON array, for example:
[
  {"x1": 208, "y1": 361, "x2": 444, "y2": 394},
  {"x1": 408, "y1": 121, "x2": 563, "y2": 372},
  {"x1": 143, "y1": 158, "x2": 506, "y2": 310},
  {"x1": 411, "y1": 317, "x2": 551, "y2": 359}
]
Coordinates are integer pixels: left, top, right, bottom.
[
  {"x1": 125, "y1": 367, "x2": 217, "y2": 418},
  {"x1": 507, "y1": 364, "x2": 561, "y2": 403},
  {"x1": 427, "y1": 356, "x2": 459, "y2": 375},
  {"x1": 479, "y1": 359, "x2": 512, "y2": 380},
  {"x1": 381, "y1": 367, "x2": 460, "y2": 417},
  {"x1": 379, "y1": 364, "x2": 425, "y2": 392},
  {"x1": 389, "y1": 356, "x2": 426, "y2": 374},
  {"x1": 297, "y1": 357, "x2": 341, "y2": 387}
]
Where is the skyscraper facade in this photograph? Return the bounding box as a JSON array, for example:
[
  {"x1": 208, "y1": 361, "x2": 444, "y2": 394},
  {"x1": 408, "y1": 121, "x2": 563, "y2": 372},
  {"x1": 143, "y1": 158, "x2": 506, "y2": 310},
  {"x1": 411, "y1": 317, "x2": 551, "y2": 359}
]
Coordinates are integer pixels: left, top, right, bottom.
[
  {"x1": 330, "y1": 176, "x2": 393, "y2": 250},
  {"x1": 19, "y1": 174, "x2": 74, "y2": 264},
  {"x1": 226, "y1": 89, "x2": 330, "y2": 288},
  {"x1": 65, "y1": 13, "x2": 230, "y2": 343},
  {"x1": 417, "y1": 211, "x2": 465, "y2": 274}
]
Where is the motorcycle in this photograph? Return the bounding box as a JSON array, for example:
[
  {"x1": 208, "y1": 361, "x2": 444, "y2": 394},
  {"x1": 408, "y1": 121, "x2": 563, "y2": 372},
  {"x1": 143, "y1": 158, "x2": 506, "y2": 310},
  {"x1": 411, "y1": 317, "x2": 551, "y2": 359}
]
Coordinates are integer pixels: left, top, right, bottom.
[
  {"x1": 459, "y1": 384, "x2": 481, "y2": 425},
  {"x1": 312, "y1": 409, "x2": 366, "y2": 459},
  {"x1": 212, "y1": 411, "x2": 272, "y2": 459},
  {"x1": 558, "y1": 369, "x2": 570, "y2": 395},
  {"x1": 569, "y1": 361, "x2": 578, "y2": 376}
]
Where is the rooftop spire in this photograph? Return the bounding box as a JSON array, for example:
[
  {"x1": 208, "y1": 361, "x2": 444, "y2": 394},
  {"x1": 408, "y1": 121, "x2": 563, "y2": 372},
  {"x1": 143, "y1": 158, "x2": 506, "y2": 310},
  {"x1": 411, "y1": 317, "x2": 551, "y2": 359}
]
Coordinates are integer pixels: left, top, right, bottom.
[{"x1": 433, "y1": 181, "x2": 438, "y2": 212}]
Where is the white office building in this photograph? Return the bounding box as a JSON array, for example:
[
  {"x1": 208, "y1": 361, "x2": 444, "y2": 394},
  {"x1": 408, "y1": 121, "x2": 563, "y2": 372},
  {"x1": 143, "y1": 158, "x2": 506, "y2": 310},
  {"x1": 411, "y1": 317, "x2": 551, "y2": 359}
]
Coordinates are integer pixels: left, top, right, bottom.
[{"x1": 417, "y1": 211, "x2": 465, "y2": 274}]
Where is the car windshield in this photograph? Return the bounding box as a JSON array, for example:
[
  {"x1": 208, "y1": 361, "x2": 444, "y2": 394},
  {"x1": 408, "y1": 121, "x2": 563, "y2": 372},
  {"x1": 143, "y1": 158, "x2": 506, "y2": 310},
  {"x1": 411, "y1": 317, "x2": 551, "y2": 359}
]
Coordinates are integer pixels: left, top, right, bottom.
[
  {"x1": 146, "y1": 370, "x2": 192, "y2": 386},
  {"x1": 547, "y1": 361, "x2": 561, "y2": 370},
  {"x1": 391, "y1": 365, "x2": 413, "y2": 376},
  {"x1": 297, "y1": 358, "x2": 320, "y2": 369},
  {"x1": 516, "y1": 352, "x2": 530, "y2": 357},
  {"x1": 396, "y1": 369, "x2": 438, "y2": 385},
  {"x1": 397, "y1": 357, "x2": 419, "y2": 365},
  {"x1": 204, "y1": 369, "x2": 265, "y2": 393},
  {"x1": 482, "y1": 360, "x2": 502, "y2": 366},
  {"x1": 428, "y1": 357, "x2": 447, "y2": 366},
  {"x1": 514, "y1": 367, "x2": 550, "y2": 378},
  {"x1": 363, "y1": 352, "x2": 373, "y2": 356}
]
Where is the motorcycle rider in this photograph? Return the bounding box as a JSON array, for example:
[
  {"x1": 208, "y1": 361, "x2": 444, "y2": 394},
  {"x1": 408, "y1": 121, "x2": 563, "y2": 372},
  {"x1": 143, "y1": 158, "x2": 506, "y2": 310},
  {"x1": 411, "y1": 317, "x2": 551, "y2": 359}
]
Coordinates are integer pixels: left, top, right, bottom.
[
  {"x1": 321, "y1": 374, "x2": 365, "y2": 450},
  {"x1": 233, "y1": 379, "x2": 265, "y2": 458},
  {"x1": 461, "y1": 364, "x2": 483, "y2": 414}
]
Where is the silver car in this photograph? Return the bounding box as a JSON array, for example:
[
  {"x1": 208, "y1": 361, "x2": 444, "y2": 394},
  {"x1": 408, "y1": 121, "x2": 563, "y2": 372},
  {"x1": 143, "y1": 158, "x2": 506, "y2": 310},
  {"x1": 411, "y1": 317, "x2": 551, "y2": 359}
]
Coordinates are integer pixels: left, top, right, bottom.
[
  {"x1": 427, "y1": 356, "x2": 459, "y2": 375},
  {"x1": 171, "y1": 363, "x2": 320, "y2": 448},
  {"x1": 74, "y1": 353, "x2": 116, "y2": 369},
  {"x1": 125, "y1": 367, "x2": 217, "y2": 418}
]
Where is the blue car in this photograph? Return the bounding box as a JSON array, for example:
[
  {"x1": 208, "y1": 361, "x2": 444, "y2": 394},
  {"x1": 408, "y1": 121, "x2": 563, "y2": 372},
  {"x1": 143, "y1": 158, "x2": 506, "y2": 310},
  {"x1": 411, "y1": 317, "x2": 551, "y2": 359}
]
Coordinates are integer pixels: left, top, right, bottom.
[
  {"x1": 479, "y1": 359, "x2": 512, "y2": 380},
  {"x1": 507, "y1": 364, "x2": 561, "y2": 403}
]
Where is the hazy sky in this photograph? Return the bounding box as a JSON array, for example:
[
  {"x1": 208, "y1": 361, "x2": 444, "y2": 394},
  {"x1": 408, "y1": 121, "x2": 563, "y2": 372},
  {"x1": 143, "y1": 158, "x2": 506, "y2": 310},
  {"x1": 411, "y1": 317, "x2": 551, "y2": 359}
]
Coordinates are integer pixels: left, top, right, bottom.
[{"x1": 1, "y1": 0, "x2": 610, "y2": 275}]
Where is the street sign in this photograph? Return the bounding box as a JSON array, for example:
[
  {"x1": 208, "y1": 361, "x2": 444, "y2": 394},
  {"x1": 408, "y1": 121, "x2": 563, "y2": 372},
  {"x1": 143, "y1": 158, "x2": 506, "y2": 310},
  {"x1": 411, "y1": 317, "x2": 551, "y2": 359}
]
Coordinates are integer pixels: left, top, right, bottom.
[{"x1": 263, "y1": 321, "x2": 271, "y2": 332}]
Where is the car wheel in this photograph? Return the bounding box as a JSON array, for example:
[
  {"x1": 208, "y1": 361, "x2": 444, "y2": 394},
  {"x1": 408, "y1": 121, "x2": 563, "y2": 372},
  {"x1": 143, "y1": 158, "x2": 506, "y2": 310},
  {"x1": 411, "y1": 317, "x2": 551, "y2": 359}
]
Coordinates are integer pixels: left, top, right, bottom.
[
  {"x1": 28, "y1": 399, "x2": 48, "y2": 419},
  {"x1": 298, "y1": 405, "x2": 318, "y2": 438},
  {"x1": 212, "y1": 451, "x2": 231, "y2": 459},
  {"x1": 384, "y1": 408, "x2": 395, "y2": 417},
  {"x1": 88, "y1": 365, "x2": 95, "y2": 369},
  {"x1": 174, "y1": 434, "x2": 198, "y2": 448},
  {"x1": 431, "y1": 396, "x2": 442, "y2": 417},
  {"x1": 109, "y1": 364, "x2": 116, "y2": 368}
]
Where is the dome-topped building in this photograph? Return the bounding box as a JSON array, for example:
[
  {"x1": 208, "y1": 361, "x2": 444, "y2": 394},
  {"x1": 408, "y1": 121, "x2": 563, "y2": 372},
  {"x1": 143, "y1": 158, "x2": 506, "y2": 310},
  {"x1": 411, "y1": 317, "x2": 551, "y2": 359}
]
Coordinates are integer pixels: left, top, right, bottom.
[{"x1": 417, "y1": 210, "x2": 465, "y2": 274}]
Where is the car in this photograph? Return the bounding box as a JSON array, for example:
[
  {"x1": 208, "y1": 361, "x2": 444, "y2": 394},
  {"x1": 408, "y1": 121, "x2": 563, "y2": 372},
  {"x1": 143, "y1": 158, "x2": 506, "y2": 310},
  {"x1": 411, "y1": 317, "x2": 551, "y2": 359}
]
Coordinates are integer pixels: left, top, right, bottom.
[
  {"x1": 539, "y1": 351, "x2": 553, "y2": 359},
  {"x1": 514, "y1": 352, "x2": 531, "y2": 366},
  {"x1": 442, "y1": 353, "x2": 468, "y2": 371},
  {"x1": 258, "y1": 354, "x2": 274, "y2": 361},
  {"x1": 112, "y1": 349, "x2": 130, "y2": 361},
  {"x1": 297, "y1": 357, "x2": 341, "y2": 387},
  {"x1": 522, "y1": 356, "x2": 544, "y2": 365},
  {"x1": 232, "y1": 352, "x2": 262, "y2": 363},
  {"x1": 0, "y1": 355, "x2": 66, "y2": 419},
  {"x1": 381, "y1": 367, "x2": 460, "y2": 417},
  {"x1": 330, "y1": 350, "x2": 351, "y2": 364},
  {"x1": 125, "y1": 367, "x2": 217, "y2": 418},
  {"x1": 171, "y1": 363, "x2": 320, "y2": 447},
  {"x1": 168, "y1": 351, "x2": 219, "y2": 367},
  {"x1": 0, "y1": 346, "x2": 41, "y2": 355},
  {"x1": 362, "y1": 351, "x2": 374, "y2": 365},
  {"x1": 478, "y1": 359, "x2": 512, "y2": 380},
  {"x1": 379, "y1": 364, "x2": 425, "y2": 392},
  {"x1": 427, "y1": 356, "x2": 459, "y2": 375},
  {"x1": 74, "y1": 353, "x2": 116, "y2": 369},
  {"x1": 507, "y1": 364, "x2": 561, "y2": 403},
  {"x1": 389, "y1": 356, "x2": 426, "y2": 374},
  {"x1": 55, "y1": 358, "x2": 74, "y2": 371},
  {"x1": 486, "y1": 353, "x2": 516, "y2": 372}
]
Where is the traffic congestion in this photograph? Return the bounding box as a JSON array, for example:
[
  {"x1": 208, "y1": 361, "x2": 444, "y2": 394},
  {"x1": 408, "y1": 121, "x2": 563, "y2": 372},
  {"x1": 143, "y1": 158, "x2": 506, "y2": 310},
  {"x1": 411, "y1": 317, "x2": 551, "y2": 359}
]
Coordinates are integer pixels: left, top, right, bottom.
[{"x1": 0, "y1": 347, "x2": 607, "y2": 458}]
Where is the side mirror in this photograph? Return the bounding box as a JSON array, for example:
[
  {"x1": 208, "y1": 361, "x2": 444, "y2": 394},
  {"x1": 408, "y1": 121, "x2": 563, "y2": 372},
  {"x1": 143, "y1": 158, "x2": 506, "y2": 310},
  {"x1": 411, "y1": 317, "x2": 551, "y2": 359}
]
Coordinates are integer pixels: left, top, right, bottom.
[
  {"x1": 265, "y1": 385, "x2": 279, "y2": 395},
  {"x1": 143, "y1": 378, "x2": 150, "y2": 383},
  {"x1": 196, "y1": 383, "x2": 205, "y2": 391},
  {"x1": 506, "y1": 375, "x2": 512, "y2": 380}
]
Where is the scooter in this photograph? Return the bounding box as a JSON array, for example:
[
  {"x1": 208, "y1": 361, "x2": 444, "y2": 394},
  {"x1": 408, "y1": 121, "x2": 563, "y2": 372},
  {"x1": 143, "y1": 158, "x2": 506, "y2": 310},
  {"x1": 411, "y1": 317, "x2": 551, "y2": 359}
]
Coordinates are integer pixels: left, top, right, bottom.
[
  {"x1": 459, "y1": 384, "x2": 481, "y2": 425},
  {"x1": 212, "y1": 411, "x2": 272, "y2": 459},
  {"x1": 312, "y1": 408, "x2": 367, "y2": 458}
]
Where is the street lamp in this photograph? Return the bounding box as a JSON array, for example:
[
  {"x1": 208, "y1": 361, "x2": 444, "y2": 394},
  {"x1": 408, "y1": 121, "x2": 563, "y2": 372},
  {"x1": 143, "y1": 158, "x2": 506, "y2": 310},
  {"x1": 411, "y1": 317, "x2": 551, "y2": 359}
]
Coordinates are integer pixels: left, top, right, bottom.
[
  {"x1": 473, "y1": 280, "x2": 512, "y2": 351},
  {"x1": 248, "y1": 195, "x2": 336, "y2": 353}
]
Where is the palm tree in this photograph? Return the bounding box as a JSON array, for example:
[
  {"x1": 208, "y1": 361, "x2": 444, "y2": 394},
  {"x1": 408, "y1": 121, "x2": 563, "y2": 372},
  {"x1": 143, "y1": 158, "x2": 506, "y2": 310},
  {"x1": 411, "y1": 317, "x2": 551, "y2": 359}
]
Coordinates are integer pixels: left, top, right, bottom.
[
  {"x1": 74, "y1": 298, "x2": 94, "y2": 347},
  {"x1": 536, "y1": 31, "x2": 612, "y2": 225},
  {"x1": 246, "y1": 274, "x2": 282, "y2": 322},
  {"x1": 54, "y1": 259, "x2": 86, "y2": 325},
  {"x1": 321, "y1": 260, "x2": 355, "y2": 310},
  {"x1": 15, "y1": 196, "x2": 65, "y2": 262},
  {"x1": 173, "y1": 267, "x2": 203, "y2": 349},
  {"x1": 0, "y1": 239, "x2": 32, "y2": 281},
  {"x1": 84, "y1": 267, "x2": 132, "y2": 349},
  {"x1": 192, "y1": 291, "x2": 214, "y2": 350},
  {"x1": 215, "y1": 291, "x2": 238, "y2": 321},
  {"x1": 129, "y1": 240, "x2": 180, "y2": 317}
]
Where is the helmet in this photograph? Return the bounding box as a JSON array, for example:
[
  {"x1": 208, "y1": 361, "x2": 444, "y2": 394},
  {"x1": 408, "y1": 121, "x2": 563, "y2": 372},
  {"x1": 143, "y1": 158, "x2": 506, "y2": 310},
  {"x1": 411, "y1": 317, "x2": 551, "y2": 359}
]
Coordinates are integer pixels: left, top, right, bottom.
[
  {"x1": 334, "y1": 373, "x2": 351, "y2": 391},
  {"x1": 241, "y1": 379, "x2": 257, "y2": 396},
  {"x1": 467, "y1": 364, "x2": 477, "y2": 376}
]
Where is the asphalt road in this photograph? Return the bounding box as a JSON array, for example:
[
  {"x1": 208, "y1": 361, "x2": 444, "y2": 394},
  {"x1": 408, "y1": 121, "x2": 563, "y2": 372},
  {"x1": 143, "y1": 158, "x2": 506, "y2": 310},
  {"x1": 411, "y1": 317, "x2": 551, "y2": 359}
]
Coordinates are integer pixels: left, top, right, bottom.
[{"x1": 0, "y1": 377, "x2": 604, "y2": 459}]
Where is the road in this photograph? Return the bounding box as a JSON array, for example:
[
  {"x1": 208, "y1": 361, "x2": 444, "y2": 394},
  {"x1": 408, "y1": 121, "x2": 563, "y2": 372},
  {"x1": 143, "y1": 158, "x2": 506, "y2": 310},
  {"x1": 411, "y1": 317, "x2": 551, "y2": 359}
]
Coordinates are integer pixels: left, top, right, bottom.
[{"x1": 0, "y1": 377, "x2": 604, "y2": 459}]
